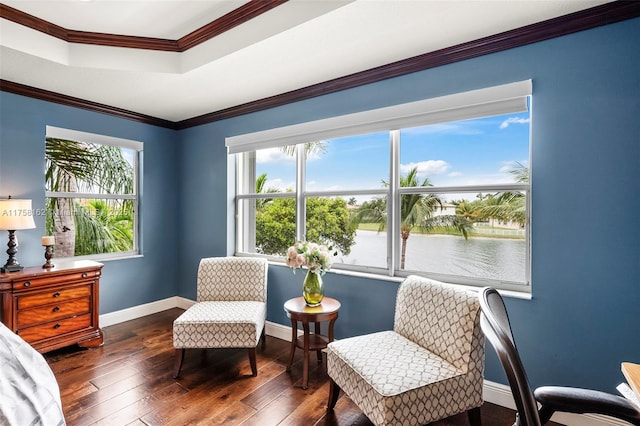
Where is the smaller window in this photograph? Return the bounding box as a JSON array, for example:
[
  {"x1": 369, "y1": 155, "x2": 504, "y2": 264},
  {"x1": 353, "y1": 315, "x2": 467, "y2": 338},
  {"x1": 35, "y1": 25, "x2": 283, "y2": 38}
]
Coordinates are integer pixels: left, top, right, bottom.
[{"x1": 45, "y1": 126, "x2": 142, "y2": 259}]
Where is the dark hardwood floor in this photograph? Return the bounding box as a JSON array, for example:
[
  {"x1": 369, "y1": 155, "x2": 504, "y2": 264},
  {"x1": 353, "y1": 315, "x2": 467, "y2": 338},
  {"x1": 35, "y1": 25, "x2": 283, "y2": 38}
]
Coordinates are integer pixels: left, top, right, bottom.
[{"x1": 44, "y1": 308, "x2": 561, "y2": 425}]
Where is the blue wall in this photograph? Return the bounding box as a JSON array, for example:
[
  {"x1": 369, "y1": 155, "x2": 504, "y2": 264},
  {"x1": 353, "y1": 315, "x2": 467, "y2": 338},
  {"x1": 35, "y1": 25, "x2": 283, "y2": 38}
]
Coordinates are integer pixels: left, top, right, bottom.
[
  {"x1": 177, "y1": 17, "x2": 640, "y2": 394},
  {"x1": 1, "y1": 17, "x2": 638, "y2": 395},
  {"x1": 0, "y1": 94, "x2": 181, "y2": 313}
]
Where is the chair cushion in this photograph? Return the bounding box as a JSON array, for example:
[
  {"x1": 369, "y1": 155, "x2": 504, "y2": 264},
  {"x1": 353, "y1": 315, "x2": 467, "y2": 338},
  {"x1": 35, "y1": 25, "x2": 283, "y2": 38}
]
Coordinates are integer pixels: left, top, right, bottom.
[
  {"x1": 173, "y1": 301, "x2": 266, "y2": 349},
  {"x1": 328, "y1": 331, "x2": 463, "y2": 395},
  {"x1": 327, "y1": 330, "x2": 483, "y2": 426}
]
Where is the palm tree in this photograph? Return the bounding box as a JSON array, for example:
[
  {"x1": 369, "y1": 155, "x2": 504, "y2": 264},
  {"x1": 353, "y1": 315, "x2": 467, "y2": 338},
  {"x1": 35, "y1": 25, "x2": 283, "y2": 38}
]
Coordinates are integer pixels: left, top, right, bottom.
[
  {"x1": 475, "y1": 162, "x2": 528, "y2": 226},
  {"x1": 255, "y1": 173, "x2": 282, "y2": 210},
  {"x1": 45, "y1": 138, "x2": 134, "y2": 257},
  {"x1": 280, "y1": 141, "x2": 326, "y2": 157},
  {"x1": 396, "y1": 168, "x2": 471, "y2": 269},
  {"x1": 455, "y1": 201, "x2": 480, "y2": 222},
  {"x1": 354, "y1": 167, "x2": 472, "y2": 269}
]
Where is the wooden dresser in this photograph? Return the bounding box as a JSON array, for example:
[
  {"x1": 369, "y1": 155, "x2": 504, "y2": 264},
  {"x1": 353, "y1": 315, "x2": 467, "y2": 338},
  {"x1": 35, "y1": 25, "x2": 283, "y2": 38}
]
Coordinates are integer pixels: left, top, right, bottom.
[{"x1": 0, "y1": 259, "x2": 104, "y2": 353}]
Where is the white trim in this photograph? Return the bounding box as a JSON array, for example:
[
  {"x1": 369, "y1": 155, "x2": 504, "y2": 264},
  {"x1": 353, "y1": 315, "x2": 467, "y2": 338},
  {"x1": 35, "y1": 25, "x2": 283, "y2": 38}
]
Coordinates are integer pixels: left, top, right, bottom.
[
  {"x1": 99, "y1": 297, "x2": 302, "y2": 340},
  {"x1": 46, "y1": 125, "x2": 143, "y2": 151},
  {"x1": 99, "y1": 296, "x2": 181, "y2": 327},
  {"x1": 45, "y1": 192, "x2": 136, "y2": 199},
  {"x1": 265, "y1": 320, "x2": 304, "y2": 341},
  {"x1": 99, "y1": 299, "x2": 622, "y2": 426},
  {"x1": 225, "y1": 80, "x2": 531, "y2": 154}
]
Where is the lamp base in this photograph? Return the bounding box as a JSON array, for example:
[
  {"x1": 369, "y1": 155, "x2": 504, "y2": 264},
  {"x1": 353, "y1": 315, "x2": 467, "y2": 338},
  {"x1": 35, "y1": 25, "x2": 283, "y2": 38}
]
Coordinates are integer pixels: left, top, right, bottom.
[
  {"x1": 1, "y1": 264, "x2": 24, "y2": 273},
  {"x1": 2, "y1": 229, "x2": 24, "y2": 273}
]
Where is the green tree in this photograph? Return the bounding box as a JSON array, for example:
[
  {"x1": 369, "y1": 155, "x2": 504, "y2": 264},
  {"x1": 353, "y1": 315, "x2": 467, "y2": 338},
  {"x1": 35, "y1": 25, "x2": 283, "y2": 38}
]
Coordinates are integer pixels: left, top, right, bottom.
[
  {"x1": 474, "y1": 162, "x2": 528, "y2": 226},
  {"x1": 455, "y1": 201, "x2": 479, "y2": 222},
  {"x1": 305, "y1": 197, "x2": 357, "y2": 255},
  {"x1": 354, "y1": 197, "x2": 386, "y2": 224},
  {"x1": 255, "y1": 196, "x2": 356, "y2": 256},
  {"x1": 74, "y1": 200, "x2": 134, "y2": 255},
  {"x1": 255, "y1": 173, "x2": 281, "y2": 210},
  {"x1": 255, "y1": 198, "x2": 296, "y2": 255},
  {"x1": 45, "y1": 137, "x2": 134, "y2": 256}
]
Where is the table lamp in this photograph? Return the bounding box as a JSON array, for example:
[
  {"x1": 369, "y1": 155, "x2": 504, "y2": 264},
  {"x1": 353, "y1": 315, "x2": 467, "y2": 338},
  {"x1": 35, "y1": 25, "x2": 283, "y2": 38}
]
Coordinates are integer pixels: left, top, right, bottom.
[{"x1": 0, "y1": 196, "x2": 37, "y2": 272}]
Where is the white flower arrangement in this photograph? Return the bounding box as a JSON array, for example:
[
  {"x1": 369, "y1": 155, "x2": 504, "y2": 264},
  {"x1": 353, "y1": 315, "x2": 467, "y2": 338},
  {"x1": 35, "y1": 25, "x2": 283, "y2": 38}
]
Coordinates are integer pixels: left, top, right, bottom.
[{"x1": 285, "y1": 241, "x2": 335, "y2": 275}]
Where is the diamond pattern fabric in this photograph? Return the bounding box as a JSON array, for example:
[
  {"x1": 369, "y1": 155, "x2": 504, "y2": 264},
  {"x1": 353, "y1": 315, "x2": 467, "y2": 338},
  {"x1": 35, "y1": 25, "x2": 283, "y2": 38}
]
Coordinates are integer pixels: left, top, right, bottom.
[
  {"x1": 326, "y1": 276, "x2": 484, "y2": 426},
  {"x1": 394, "y1": 275, "x2": 478, "y2": 372},
  {"x1": 173, "y1": 301, "x2": 266, "y2": 348},
  {"x1": 197, "y1": 257, "x2": 268, "y2": 302}
]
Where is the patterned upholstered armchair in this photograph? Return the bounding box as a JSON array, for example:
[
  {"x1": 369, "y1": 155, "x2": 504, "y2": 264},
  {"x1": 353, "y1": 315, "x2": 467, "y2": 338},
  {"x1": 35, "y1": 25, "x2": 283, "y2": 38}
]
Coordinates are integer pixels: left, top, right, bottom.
[
  {"x1": 172, "y1": 257, "x2": 268, "y2": 378},
  {"x1": 326, "y1": 275, "x2": 484, "y2": 426}
]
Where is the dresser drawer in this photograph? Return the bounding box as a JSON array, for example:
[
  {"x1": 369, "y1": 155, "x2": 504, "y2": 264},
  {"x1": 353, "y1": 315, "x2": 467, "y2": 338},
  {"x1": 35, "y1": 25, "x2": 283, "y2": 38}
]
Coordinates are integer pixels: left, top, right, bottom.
[
  {"x1": 17, "y1": 313, "x2": 92, "y2": 343},
  {"x1": 17, "y1": 297, "x2": 91, "y2": 328},
  {"x1": 17, "y1": 284, "x2": 92, "y2": 310},
  {"x1": 12, "y1": 270, "x2": 100, "y2": 291}
]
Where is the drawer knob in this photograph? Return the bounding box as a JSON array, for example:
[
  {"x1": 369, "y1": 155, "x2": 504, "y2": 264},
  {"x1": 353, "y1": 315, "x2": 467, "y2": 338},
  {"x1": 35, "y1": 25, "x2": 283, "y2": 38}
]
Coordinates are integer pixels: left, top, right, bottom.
[
  {"x1": 53, "y1": 292, "x2": 60, "y2": 298},
  {"x1": 53, "y1": 323, "x2": 61, "y2": 329},
  {"x1": 52, "y1": 306, "x2": 60, "y2": 312},
  {"x1": 82, "y1": 273, "x2": 88, "y2": 278},
  {"x1": 23, "y1": 281, "x2": 31, "y2": 287}
]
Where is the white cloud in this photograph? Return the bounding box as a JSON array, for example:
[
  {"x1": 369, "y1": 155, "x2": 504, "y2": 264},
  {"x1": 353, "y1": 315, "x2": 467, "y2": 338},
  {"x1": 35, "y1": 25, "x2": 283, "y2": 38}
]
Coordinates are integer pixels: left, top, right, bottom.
[
  {"x1": 500, "y1": 117, "x2": 530, "y2": 129},
  {"x1": 255, "y1": 146, "x2": 327, "y2": 164},
  {"x1": 401, "y1": 160, "x2": 450, "y2": 177},
  {"x1": 256, "y1": 147, "x2": 295, "y2": 164},
  {"x1": 448, "y1": 171, "x2": 463, "y2": 177},
  {"x1": 264, "y1": 178, "x2": 294, "y2": 192},
  {"x1": 325, "y1": 185, "x2": 345, "y2": 191}
]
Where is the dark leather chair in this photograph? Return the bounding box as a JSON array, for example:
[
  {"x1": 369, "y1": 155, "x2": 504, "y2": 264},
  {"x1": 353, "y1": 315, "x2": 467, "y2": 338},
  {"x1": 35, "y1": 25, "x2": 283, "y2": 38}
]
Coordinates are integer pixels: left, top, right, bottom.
[{"x1": 479, "y1": 287, "x2": 640, "y2": 426}]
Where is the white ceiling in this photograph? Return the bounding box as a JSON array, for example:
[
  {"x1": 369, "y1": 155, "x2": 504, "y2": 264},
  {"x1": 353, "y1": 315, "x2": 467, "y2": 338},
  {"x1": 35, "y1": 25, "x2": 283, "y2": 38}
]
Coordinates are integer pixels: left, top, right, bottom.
[{"x1": 0, "y1": 0, "x2": 610, "y2": 123}]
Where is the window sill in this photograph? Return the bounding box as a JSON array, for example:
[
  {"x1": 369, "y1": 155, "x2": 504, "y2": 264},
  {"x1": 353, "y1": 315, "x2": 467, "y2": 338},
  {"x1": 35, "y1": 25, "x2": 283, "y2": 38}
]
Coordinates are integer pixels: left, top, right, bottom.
[
  {"x1": 267, "y1": 259, "x2": 532, "y2": 300},
  {"x1": 57, "y1": 253, "x2": 143, "y2": 263}
]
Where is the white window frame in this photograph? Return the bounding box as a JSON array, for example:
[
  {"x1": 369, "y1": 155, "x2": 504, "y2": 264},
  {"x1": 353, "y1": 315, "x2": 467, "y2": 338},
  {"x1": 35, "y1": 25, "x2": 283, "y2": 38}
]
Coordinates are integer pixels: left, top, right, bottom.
[
  {"x1": 228, "y1": 81, "x2": 532, "y2": 291},
  {"x1": 45, "y1": 126, "x2": 143, "y2": 260}
]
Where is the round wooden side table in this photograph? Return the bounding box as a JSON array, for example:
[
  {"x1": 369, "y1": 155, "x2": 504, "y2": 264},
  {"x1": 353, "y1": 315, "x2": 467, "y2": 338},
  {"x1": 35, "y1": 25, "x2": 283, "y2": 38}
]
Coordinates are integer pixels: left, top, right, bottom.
[{"x1": 283, "y1": 296, "x2": 340, "y2": 389}]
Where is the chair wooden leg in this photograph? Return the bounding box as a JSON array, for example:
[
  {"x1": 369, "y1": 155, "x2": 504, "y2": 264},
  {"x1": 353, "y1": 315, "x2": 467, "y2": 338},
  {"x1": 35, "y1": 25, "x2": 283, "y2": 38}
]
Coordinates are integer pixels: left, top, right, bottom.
[
  {"x1": 248, "y1": 347, "x2": 258, "y2": 376},
  {"x1": 467, "y1": 406, "x2": 482, "y2": 426},
  {"x1": 172, "y1": 348, "x2": 185, "y2": 379},
  {"x1": 327, "y1": 378, "x2": 341, "y2": 411},
  {"x1": 261, "y1": 327, "x2": 266, "y2": 351}
]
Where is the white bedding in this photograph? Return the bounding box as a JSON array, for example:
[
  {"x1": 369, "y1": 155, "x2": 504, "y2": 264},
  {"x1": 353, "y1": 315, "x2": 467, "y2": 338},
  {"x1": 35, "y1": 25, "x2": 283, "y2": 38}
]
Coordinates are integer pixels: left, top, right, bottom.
[{"x1": 0, "y1": 322, "x2": 65, "y2": 426}]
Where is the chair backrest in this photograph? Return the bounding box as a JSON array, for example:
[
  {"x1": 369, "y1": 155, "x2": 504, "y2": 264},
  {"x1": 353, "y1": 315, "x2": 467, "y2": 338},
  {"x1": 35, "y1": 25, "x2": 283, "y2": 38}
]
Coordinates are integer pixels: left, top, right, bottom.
[
  {"x1": 479, "y1": 287, "x2": 541, "y2": 426},
  {"x1": 196, "y1": 257, "x2": 268, "y2": 302},
  {"x1": 393, "y1": 275, "x2": 483, "y2": 372}
]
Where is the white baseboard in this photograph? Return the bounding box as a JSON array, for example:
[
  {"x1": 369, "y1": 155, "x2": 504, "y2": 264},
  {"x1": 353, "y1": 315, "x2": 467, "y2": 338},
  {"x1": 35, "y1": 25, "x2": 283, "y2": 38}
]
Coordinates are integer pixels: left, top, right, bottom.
[
  {"x1": 99, "y1": 296, "x2": 182, "y2": 327},
  {"x1": 99, "y1": 300, "x2": 626, "y2": 426},
  {"x1": 265, "y1": 320, "x2": 303, "y2": 341},
  {"x1": 482, "y1": 380, "x2": 631, "y2": 426}
]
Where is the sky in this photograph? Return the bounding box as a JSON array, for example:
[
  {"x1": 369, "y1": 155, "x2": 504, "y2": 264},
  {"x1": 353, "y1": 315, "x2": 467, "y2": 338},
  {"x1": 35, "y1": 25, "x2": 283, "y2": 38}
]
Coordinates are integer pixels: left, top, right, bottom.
[{"x1": 255, "y1": 110, "x2": 530, "y2": 202}]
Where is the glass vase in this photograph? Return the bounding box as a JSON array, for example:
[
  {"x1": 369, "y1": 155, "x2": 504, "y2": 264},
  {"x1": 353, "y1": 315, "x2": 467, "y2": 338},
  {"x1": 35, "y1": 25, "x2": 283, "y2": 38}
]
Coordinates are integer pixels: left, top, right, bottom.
[{"x1": 302, "y1": 270, "x2": 324, "y2": 306}]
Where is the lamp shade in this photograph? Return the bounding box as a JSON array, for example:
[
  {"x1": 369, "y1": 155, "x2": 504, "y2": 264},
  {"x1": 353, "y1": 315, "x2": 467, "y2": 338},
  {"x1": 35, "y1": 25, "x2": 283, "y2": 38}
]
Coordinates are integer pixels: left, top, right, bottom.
[{"x1": 0, "y1": 199, "x2": 36, "y2": 230}]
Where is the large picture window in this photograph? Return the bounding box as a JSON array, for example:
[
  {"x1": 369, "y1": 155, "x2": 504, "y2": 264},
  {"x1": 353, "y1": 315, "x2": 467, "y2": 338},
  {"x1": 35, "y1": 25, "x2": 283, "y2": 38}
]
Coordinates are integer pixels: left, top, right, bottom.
[
  {"x1": 229, "y1": 81, "x2": 531, "y2": 291},
  {"x1": 45, "y1": 126, "x2": 142, "y2": 259}
]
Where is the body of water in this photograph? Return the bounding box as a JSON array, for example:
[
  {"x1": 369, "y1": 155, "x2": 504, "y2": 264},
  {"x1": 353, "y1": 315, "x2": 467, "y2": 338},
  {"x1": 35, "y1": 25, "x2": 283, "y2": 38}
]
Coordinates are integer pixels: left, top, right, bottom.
[{"x1": 338, "y1": 230, "x2": 526, "y2": 283}]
